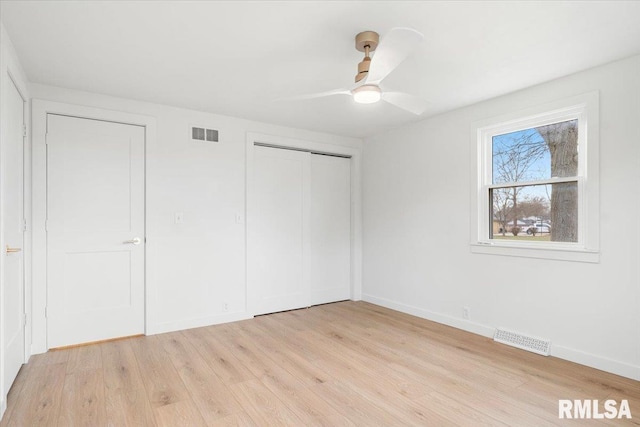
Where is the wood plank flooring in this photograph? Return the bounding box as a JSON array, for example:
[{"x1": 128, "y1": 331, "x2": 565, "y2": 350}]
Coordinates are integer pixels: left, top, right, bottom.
[{"x1": 1, "y1": 301, "x2": 638, "y2": 426}]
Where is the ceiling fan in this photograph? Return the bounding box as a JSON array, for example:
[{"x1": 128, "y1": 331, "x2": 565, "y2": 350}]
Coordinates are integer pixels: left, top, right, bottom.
[{"x1": 283, "y1": 27, "x2": 428, "y2": 115}]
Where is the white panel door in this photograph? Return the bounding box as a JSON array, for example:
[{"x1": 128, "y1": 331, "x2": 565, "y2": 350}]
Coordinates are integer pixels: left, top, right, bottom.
[
  {"x1": 248, "y1": 146, "x2": 310, "y2": 315},
  {"x1": 310, "y1": 154, "x2": 351, "y2": 305},
  {"x1": 46, "y1": 114, "x2": 145, "y2": 348},
  {"x1": 2, "y1": 79, "x2": 25, "y2": 394}
]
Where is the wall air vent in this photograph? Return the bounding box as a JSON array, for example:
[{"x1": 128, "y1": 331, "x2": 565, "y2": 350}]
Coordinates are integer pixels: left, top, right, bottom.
[
  {"x1": 190, "y1": 125, "x2": 219, "y2": 143},
  {"x1": 494, "y1": 328, "x2": 551, "y2": 356}
]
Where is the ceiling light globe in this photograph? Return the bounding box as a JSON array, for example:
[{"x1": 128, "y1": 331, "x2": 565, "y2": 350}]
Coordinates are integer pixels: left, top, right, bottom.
[{"x1": 353, "y1": 85, "x2": 382, "y2": 104}]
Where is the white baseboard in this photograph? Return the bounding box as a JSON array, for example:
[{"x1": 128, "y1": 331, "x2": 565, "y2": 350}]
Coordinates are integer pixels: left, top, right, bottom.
[
  {"x1": 147, "y1": 311, "x2": 253, "y2": 335},
  {"x1": 362, "y1": 293, "x2": 640, "y2": 381},
  {"x1": 1, "y1": 396, "x2": 6, "y2": 422},
  {"x1": 362, "y1": 294, "x2": 494, "y2": 337},
  {"x1": 551, "y1": 345, "x2": 640, "y2": 381},
  {"x1": 30, "y1": 343, "x2": 47, "y2": 357}
]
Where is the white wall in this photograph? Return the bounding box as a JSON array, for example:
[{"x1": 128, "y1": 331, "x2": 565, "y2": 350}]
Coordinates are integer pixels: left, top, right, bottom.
[
  {"x1": 29, "y1": 83, "x2": 361, "y2": 350},
  {"x1": 362, "y1": 54, "x2": 640, "y2": 380},
  {"x1": 0, "y1": 21, "x2": 30, "y2": 420},
  {"x1": 14, "y1": 27, "x2": 638, "y2": 386}
]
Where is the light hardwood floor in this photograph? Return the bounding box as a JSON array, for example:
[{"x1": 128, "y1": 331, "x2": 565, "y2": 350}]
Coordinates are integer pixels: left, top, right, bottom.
[{"x1": 1, "y1": 301, "x2": 638, "y2": 426}]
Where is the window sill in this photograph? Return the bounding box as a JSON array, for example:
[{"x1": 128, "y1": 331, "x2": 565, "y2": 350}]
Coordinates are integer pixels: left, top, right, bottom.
[{"x1": 470, "y1": 242, "x2": 600, "y2": 263}]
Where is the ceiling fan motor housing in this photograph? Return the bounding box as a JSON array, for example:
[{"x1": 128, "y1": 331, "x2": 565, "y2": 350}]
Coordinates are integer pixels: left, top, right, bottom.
[{"x1": 355, "y1": 31, "x2": 379, "y2": 82}]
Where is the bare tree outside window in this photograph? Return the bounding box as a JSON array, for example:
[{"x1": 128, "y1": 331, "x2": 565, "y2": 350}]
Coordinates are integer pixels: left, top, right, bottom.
[
  {"x1": 491, "y1": 119, "x2": 578, "y2": 242},
  {"x1": 536, "y1": 121, "x2": 578, "y2": 242}
]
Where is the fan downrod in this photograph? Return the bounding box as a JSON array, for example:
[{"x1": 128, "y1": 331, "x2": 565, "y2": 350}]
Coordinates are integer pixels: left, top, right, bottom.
[{"x1": 355, "y1": 31, "x2": 379, "y2": 82}]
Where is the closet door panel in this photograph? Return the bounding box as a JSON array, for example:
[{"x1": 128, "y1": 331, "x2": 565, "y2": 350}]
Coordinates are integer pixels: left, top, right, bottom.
[
  {"x1": 310, "y1": 154, "x2": 351, "y2": 305},
  {"x1": 248, "y1": 146, "x2": 310, "y2": 315}
]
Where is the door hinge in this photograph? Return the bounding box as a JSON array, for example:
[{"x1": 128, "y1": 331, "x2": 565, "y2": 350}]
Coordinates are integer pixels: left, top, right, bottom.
[
  {"x1": 24, "y1": 313, "x2": 27, "y2": 326},
  {"x1": 45, "y1": 307, "x2": 48, "y2": 318},
  {"x1": 45, "y1": 219, "x2": 48, "y2": 232},
  {"x1": 23, "y1": 124, "x2": 27, "y2": 138},
  {"x1": 23, "y1": 218, "x2": 28, "y2": 232}
]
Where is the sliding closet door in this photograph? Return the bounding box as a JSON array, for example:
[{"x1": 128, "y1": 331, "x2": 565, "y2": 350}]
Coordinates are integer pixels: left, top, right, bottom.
[
  {"x1": 310, "y1": 154, "x2": 351, "y2": 305},
  {"x1": 248, "y1": 145, "x2": 351, "y2": 315},
  {"x1": 248, "y1": 146, "x2": 310, "y2": 315}
]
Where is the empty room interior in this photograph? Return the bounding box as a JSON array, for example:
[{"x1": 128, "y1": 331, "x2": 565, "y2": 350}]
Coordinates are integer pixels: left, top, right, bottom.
[{"x1": 1, "y1": 1, "x2": 639, "y2": 425}]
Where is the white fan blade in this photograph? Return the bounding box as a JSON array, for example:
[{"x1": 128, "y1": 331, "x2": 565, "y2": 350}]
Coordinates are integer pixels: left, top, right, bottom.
[
  {"x1": 275, "y1": 88, "x2": 351, "y2": 102},
  {"x1": 382, "y1": 91, "x2": 428, "y2": 115},
  {"x1": 367, "y1": 27, "x2": 424, "y2": 85}
]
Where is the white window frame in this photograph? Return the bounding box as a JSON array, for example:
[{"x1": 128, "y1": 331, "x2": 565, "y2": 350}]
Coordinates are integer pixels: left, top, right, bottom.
[{"x1": 470, "y1": 92, "x2": 599, "y2": 263}]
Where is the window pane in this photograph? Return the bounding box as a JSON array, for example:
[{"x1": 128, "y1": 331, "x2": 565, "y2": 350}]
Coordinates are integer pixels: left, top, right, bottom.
[
  {"x1": 492, "y1": 119, "x2": 578, "y2": 184},
  {"x1": 491, "y1": 182, "x2": 578, "y2": 242}
]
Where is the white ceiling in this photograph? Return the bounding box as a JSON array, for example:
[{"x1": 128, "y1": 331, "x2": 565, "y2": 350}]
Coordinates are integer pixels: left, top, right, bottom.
[{"x1": 2, "y1": 1, "x2": 640, "y2": 138}]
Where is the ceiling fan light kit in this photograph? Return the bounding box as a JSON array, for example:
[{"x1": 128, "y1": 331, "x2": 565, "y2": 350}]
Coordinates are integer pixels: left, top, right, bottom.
[{"x1": 352, "y1": 84, "x2": 382, "y2": 104}]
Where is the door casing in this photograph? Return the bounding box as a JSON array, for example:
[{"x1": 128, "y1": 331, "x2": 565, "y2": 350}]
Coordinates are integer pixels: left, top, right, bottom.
[{"x1": 31, "y1": 100, "x2": 156, "y2": 354}]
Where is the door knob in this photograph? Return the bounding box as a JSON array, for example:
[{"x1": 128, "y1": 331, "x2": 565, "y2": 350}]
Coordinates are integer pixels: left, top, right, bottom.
[
  {"x1": 123, "y1": 237, "x2": 141, "y2": 245},
  {"x1": 6, "y1": 245, "x2": 22, "y2": 255}
]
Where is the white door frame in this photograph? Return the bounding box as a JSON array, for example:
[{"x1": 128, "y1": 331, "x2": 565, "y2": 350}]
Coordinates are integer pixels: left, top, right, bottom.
[
  {"x1": 245, "y1": 132, "x2": 362, "y2": 315},
  {"x1": 31, "y1": 100, "x2": 156, "y2": 354},
  {"x1": 0, "y1": 72, "x2": 27, "y2": 420},
  {"x1": 5, "y1": 73, "x2": 27, "y2": 350},
  {"x1": 6, "y1": 74, "x2": 28, "y2": 365}
]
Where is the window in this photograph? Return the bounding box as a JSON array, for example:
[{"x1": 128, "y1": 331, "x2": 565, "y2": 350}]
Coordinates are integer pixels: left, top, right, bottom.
[{"x1": 471, "y1": 93, "x2": 599, "y2": 262}]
